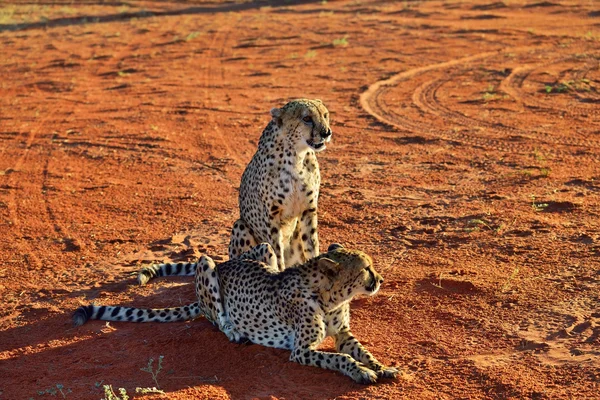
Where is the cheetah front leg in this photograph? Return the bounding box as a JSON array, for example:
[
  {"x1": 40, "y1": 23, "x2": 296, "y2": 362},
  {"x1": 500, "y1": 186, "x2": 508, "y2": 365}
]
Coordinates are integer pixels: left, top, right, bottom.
[
  {"x1": 335, "y1": 330, "x2": 399, "y2": 379},
  {"x1": 299, "y1": 207, "x2": 319, "y2": 262},
  {"x1": 195, "y1": 255, "x2": 245, "y2": 343},
  {"x1": 267, "y1": 220, "x2": 286, "y2": 272},
  {"x1": 290, "y1": 323, "x2": 378, "y2": 384},
  {"x1": 228, "y1": 219, "x2": 258, "y2": 259}
]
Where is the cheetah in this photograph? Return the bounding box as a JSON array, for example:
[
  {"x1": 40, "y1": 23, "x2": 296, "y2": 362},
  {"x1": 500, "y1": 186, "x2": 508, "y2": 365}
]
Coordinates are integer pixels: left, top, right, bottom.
[
  {"x1": 138, "y1": 99, "x2": 331, "y2": 285},
  {"x1": 73, "y1": 243, "x2": 399, "y2": 384}
]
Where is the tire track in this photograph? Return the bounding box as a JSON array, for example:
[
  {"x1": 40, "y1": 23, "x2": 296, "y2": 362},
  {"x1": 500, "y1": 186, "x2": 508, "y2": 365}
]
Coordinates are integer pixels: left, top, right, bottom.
[
  {"x1": 499, "y1": 55, "x2": 600, "y2": 118},
  {"x1": 5, "y1": 110, "x2": 46, "y2": 270},
  {"x1": 360, "y1": 50, "x2": 543, "y2": 154},
  {"x1": 202, "y1": 15, "x2": 246, "y2": 171},
  {"x1": 413, "y1": 72, "x2": 600, "y2": 152},
  {"x1": 41, "y1": 155, "x2": 85, "y2": 253},
  {"x1": 360, "y1": 48, "x2": 600, "y2": 160},
  {"x1": 4, "y1": 65, "x2": 91, "y2": 272}
]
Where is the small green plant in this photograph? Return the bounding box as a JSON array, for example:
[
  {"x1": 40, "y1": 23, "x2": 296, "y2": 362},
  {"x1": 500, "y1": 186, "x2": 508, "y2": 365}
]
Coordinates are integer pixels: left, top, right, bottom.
[
  {"x1": 304, "y1": 50, "x2": 317, "y2": 59},
  {"x1": 101, "y1": 383, "x2": 164, "y2": 400},
  {"x1": 495, "y1": 222, "x2": 505, "y2": 235},
  {"x1": 545, "y1": 82, "x2": 569, "y2": 93},
  {"x1": 520, "y1": 169, "x2": 533, "y2": 177},
  {"x1": 332, "y1": 36, "x2": 348, "y2": 47},
  {"x1": 37, "y1": 384, "x2": 71, "y2": 398},
  {"x1": 186, "y1": 31, "x2": 200, "y2": 41},
  {"x1": 533, "y1": 149, "x2": 546, "y2": 162},
  {"x1": 482, "y1": 84, "x2": 497, "y2": 101},
  {"x1": 102, "y1": 385, "x2": 129, "y2": 400},
  {"x1": 545, "y1": 79, "x2": 591, "y2": 94},
  {"x1": 482, "y1": 92, "x2": 496, "y2": 101},
  {"x1": 135, "y1": 387, "x2": 165, "y2": 394},
  {"x1": 141, "y1": 355, "x2": 164, "y2": 389},
  {"x1": 464, "y1": 219, "x2": 492, "y2": 232},
  {"x1": 531, "y1": 195, "x2": 548, "y2": 212}
]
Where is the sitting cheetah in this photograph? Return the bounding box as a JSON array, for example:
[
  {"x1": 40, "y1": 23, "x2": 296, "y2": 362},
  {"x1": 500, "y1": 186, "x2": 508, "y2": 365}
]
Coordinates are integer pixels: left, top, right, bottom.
[
  {"x1": 138, "y1": 99, "x2": 331, "y2": 285},
  {"x1": 74, "y1": 244, "x2": 398, "y2": 384}
]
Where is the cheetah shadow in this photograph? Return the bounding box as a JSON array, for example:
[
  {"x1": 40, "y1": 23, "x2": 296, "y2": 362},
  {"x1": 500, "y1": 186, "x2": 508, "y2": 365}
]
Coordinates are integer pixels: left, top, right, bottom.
[{"x1": 0, "y1": 282, "x2": 381, "y2": 399}]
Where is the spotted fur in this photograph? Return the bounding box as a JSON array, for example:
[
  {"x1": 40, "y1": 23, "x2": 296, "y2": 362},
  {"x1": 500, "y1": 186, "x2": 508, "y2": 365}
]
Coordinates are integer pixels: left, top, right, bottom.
[
  {"x1": 74, "y1": 244, "x2": 398, "y2": 384},
  {"x1": 138, "y1": 99, "x2": 331, "y2": 285}
]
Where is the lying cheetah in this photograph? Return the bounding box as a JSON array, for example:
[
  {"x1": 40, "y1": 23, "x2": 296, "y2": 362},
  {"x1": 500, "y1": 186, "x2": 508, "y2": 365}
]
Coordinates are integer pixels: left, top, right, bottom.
[
  {"x1": 139, "y1": 99, "x2": 331, "y2": 285},
  {"x1": 74, "y1": 244, "x2": 398, "y2": 384}
]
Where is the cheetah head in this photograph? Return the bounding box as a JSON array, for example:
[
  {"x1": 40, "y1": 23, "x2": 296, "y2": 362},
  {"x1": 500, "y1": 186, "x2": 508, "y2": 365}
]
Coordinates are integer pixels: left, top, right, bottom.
[
  {"x1": 270, "y1": 98, "x2": 332, "y2": 153},
  {"x1": 316, "y1": 244, "x2": 384, "y2": 305}
]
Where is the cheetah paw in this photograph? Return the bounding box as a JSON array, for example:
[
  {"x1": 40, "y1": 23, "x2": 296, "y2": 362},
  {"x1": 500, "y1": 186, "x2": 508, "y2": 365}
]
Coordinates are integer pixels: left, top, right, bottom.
[
  {"x1": 352, "y1": 366, "x2": 378, "y2": 385},
  {"x1": 222, "y1": 324, "x2": 246, "y2": 343},
  {"x1": 377, "y1": 366, "x2": 399, "y2": 379}
]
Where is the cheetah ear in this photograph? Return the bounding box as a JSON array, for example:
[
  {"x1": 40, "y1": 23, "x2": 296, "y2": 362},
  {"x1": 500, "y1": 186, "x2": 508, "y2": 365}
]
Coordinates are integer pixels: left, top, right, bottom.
[
  {"x1": 270, "y1": 107, "x2": 283, "y2": 128},
  {"x1": 318, "y1": 258, "x2": 340, "y2": 279},
  {"x1": 327, "y1": 243, "x2": 344, "y2": 252}
]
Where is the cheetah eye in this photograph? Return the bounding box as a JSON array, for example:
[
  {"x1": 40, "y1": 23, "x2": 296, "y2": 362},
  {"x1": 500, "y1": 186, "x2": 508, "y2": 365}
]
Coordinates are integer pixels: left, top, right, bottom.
[
  {"x1": 324, "y1": 113, "x2": 328, "y2": 120},
  {"x1": 302, "y1": 116, "x2": 313, "y2": 124}
]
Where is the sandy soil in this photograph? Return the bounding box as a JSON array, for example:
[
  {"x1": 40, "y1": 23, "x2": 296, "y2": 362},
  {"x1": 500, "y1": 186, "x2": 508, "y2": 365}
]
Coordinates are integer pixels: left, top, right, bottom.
[{"x1": 0, "y1": 0, "x2": 599, "y2": 399}]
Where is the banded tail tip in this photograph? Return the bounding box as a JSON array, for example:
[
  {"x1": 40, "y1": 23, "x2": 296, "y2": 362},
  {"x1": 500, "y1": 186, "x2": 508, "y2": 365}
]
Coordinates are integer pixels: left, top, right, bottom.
[
  {"x1": 137, "y1": 268, "x2": 153, "y2": 285},
  {"x1": 72, "y1": 306, "x2": 92, "y2": 327}
]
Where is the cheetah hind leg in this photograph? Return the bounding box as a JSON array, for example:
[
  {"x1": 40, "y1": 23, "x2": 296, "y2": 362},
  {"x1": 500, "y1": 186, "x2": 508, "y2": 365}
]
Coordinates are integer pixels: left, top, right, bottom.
[
  {"x1": 237, "y1": 242, "x2": 278, "y2": 271},
  {"x1": 228, "y1": 219, "x2": 258, "y2": 260},
  {"x1": 195, "y1": 255, "x2": 247, "y2": 344}
]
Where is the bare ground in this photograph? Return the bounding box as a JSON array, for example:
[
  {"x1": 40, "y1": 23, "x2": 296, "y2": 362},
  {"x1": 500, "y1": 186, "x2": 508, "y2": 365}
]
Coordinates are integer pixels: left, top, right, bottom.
[{"x1": 0, "y1": 1, "x2": 599, "y2": 399}]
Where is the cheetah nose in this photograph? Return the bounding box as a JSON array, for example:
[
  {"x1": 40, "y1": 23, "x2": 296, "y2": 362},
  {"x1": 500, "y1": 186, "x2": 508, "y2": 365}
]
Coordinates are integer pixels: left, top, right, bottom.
[{"x1": 322, "y1": 128, "x2": 332, "y2": 138}]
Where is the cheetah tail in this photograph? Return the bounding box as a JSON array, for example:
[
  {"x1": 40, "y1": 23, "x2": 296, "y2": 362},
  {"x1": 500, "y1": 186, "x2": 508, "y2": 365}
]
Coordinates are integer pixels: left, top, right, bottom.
[
  {"x1": 137, "y1": 261, "x2": 198, "y2": 285},
  {"x1": 72, "y1": 302, "x2": 202, "y2": 327}
]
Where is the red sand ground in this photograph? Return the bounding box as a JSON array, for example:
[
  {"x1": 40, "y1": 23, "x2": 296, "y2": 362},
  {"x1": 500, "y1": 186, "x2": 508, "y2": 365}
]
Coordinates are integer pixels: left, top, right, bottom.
[{"x1": 0, "y1": 0, "x2": 599, "y2": 399}]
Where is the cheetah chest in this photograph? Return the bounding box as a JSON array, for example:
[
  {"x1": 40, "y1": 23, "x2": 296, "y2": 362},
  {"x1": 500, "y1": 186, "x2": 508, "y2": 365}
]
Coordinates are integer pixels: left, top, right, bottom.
[
  {"x1": 281, "y1": 180, "x2": 312, "y2": 219},
  {"x1": 279, "y1": 160, "x2": 319, "y2": 219},
  {"x1": 278, "y1": 170, "x2": 318, "y2": 241}
]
